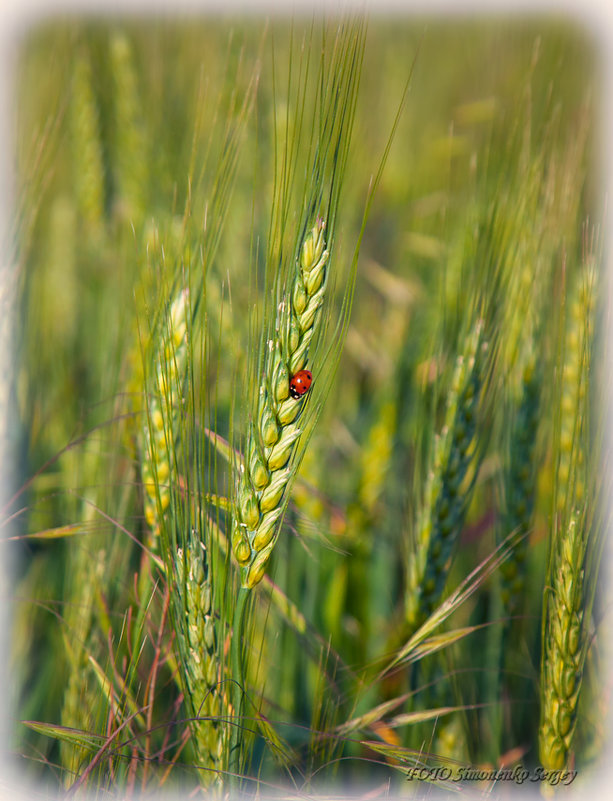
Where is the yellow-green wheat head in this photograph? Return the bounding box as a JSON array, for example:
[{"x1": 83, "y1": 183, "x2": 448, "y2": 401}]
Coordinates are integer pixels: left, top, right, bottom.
[
  {"x1": 231, "y1": 219, "x2": 328, "y2": 588},
  {"x1": 140, "y1": 288, "x2": 190, "y2": 550}
]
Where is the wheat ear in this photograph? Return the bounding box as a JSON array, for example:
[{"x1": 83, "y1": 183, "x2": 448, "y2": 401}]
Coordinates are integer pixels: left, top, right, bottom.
[
  {"x1": 141, "y1": 289, "x2": 189, "y2": 551},
  {"x1": 109, "y1": 31, "x2": 147, "y2": 224},
  {"x1": 539, "y1": 260, "x2": 595, "y2": 773},
  {"x1": 232, "y1": 219, "x2": 328, "y2": 588},
  {"x1": 71, "y1": 47, "x2": 105, "y2": 232},
  {"x1": 174, "y1": 536, "x2": 227, "y2": 790},
  {"x1": 406, "y1": 319, "x2": 488, "y2": 629},
  {"x1": 358, "y1": 400, "x2": 397, "y2": 525},
  {"x1": 539, "y1": 509, "x2": 587, "y2": 771},
  {"x1": 499, "y1": 353, "x2": 541, "y2": 616},
  {"x1": 59, "y1": 444, "x2": 105, "y2": 783},
  {"x1": 556, "y1": 262, "x2": 595, "y2": 515}
]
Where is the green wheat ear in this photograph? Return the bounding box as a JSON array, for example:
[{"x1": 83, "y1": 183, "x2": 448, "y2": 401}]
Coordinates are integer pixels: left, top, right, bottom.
[
  {"x1": 499, "y1": 352, "x2": 541, "y2": 617},
  {"x1": 71, "y1": 47, "x2": 105, "y2": 234},
  {"x1": 109, "y1": 31, "x2": 148, "y2": 225},
  {"x1": 406, "y1": 319, "x2": 488, "y2": 629},
  {"x1": 232, "y1": 219, "x2": 328, "y2": 588},
  {"x1": 174, "y1": 535, "x2": 227, "y2": 790},
  {"x1": 59, "y1": 445, "x2": 105, "y2": 784}
]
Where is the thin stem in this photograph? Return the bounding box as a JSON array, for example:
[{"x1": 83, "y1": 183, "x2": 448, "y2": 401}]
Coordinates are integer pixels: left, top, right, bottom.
[{"x1": 229, "y1": 586, "x2": 249, "y2": 791}]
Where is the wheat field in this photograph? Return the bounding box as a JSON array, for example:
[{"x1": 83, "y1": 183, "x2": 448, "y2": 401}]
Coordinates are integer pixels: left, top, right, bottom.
[{"x1": 2, "y1": 10, "x2": 610, "y2": 799}]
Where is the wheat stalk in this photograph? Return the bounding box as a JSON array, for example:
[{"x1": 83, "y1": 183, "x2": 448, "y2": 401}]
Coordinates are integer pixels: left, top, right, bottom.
[{"x1": 232, "y1": 219, "x2": 328, "y2": 589}]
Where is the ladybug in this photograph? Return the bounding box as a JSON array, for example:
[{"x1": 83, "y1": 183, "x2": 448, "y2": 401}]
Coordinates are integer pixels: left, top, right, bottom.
[{"x1": 289, "y1": 369, "x2": 313, "y2": 399}]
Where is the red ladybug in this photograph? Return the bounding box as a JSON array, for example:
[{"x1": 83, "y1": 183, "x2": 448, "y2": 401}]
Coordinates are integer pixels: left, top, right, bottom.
[{"x1": 289, "y1": 369, "x2": 312, "y2": 399}]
